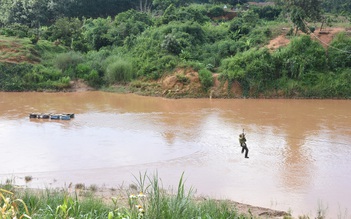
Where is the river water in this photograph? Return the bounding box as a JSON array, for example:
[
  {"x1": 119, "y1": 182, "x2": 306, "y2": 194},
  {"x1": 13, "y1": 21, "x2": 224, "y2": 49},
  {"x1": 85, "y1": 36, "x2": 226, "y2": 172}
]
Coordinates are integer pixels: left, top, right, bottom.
[{"x1": 0, "y1": 91, "x2": 350, "y2": 217}]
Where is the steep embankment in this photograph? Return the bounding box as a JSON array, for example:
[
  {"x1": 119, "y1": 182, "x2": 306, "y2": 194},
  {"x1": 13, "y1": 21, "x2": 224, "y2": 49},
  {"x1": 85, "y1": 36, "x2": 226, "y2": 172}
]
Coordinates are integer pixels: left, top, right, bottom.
[{"x1": 146, "y1": 27, "x2": 347, "y2": 98}]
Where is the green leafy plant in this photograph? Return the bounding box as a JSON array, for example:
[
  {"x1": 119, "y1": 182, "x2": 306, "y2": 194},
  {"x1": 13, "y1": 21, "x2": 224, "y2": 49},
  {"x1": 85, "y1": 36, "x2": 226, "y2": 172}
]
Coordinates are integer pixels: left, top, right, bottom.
[
  {"x1": 105, "y1": 57, "x2": 134, "y2": 84},
  {"x1": 198, "y1": 68, "x2": 213, "y2": 91},
  {"x1": 0, "y1": 188, "x2": 31, "y2": 219}
]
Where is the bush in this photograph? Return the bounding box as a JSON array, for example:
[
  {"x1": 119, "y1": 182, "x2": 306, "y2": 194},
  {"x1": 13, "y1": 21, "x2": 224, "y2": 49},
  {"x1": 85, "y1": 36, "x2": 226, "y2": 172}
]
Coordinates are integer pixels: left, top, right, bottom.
[
  {"x1": 1, "y1": 23, "x2": 29, "y2": 37},
  {"x1": 328, "y1": 32, "x2": 351, "y2": 71},
  {"x1": 54, "y1": 51, "x2": 84, "y2": 76},
  {"x1": 33, "y1": 65, "x2": 62, "y2": 81},
  {"x1": 313, "y1": 70, "x2": 351, "y2": 98},
  {"x1": 0, "y1": 63, "x2": 33, "y2": 91},
  {"x1": 158, "y1": 4, "x2": 210, "y2": 25},
  {"x1": 220, "y1": 48, "x2": 276, "y2": 94},
  {"x1": 252, "y1": 5, "x2": 282, "y2": 20},
  {"x1": 75, "y1": 63, "x2": 91, "y2": 79},
  {"x1": 105, "y1": 58, "x2": 134, "y2": 84},
  {"x1": 85, "y1": 69, "x2": 103, "y2": 88},
  {"x1": 157, "y1": 55, "x2": 179, "y2": 71},
  {"x1": 272, "y1": 35, "x2": 327, "y2": 79},
  {"x1": 198, "y1": 69, "x2": 213, "y2": 91},
  {"x1": 207, "y1": 6, "x2": 225, "y2": 17},
  {"x1": 161, "y1": 34, "x2": 181, "y2": 55}
]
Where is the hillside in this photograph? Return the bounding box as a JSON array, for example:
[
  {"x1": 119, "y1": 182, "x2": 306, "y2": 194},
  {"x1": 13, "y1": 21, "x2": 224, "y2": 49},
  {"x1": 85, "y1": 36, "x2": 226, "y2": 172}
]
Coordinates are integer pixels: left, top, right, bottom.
[
  {"x1": 123, "y1": 27, "x2": 348, "y2": 99},
  {"x1": 0, "y1": 21, "x2": 349, "y2": 98},
  {"x1": 0, "y1": 37, "x2": 40, "y2": 64}
]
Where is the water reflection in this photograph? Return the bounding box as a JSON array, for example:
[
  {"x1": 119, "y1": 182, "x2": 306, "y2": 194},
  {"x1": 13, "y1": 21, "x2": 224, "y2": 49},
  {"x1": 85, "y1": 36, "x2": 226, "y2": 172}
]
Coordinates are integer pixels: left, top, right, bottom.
[{"x1": 0, "y1": 92, "x2": 350, "y2": 217}]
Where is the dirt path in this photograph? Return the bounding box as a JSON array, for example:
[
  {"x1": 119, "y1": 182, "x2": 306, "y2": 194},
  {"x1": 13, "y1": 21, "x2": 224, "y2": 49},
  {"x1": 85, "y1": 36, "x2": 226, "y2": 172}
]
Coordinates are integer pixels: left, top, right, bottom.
[{"x1": 266, "y1": 27, "x2": 346, "y2": 51}]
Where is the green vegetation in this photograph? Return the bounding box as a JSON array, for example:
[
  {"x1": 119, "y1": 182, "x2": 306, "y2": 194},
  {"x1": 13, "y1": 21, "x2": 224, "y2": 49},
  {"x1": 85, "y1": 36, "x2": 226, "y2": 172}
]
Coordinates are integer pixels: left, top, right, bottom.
[
  {"x1": 0, "y1": 173, "x2": 264, "y2": 219},
  {"x1": 0, "y1": 0, "x2": 350, "y2": 98}
]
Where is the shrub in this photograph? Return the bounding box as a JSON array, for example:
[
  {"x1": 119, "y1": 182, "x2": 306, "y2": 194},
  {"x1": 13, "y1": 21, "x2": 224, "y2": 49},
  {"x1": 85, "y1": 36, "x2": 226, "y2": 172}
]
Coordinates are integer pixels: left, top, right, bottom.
[
  {"x1": 157, "y1": 55, "x2": 179, "y2": 71},
  {"x1": 32, "y1": 65, "x2": 62, "y2": 81},
  {"x1": 328, "y1": 32, "x2": 351, "y2": 71},
  {"x1": 1, "y1": 23, "x2": 30, "y2": 37},
  {"x1": 23, "y1": 72, "x2": 44, "y2": 83},
  {"x1": 54, "y1": 51, "x2": 84, "y2": 76},
  {"x1": 272, "y1": 35, "x2": 327, "y2": 79},
  {"x1": 75, "y1": 63, "x2": 91, "y2": 79},
  {"x1": 220, "y1": 48, "x2": 276, "y2": 94},
  {"x1": 30, "y1": 35, "x2": 39, "y2": 44},
  {"x1": 252, "y1": 5, "x2": 282, "y2": 20},
  {"x1": 198, "y1": 69, "x2": 213, "y2": 91},
  {"x1": 207, "y1": 6, "x2": 225, "y2": 17},
  {"x1": 85, "y1": 69, "x2": 103, "y2": 88},
  {"x1": 161, "y1": 34, "x2": 182, "y2": 55},
  {"x1": 313, "y1": 70, "x2": 351, "y2": 98},
  {"x1": 176, "y1": 74, "x2": 190, "y2": 84},
  {"x1": 105, "y1": 58, "x2": 134, "y2": 84}
]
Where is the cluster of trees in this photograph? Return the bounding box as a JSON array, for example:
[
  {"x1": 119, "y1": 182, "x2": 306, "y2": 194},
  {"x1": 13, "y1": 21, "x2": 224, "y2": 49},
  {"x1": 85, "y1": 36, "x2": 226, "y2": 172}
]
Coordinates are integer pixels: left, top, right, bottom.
[
  {"x1": 1, "y1": 0, "x2": 350, "y2": 28},
  {"x1": 0, "y1": 0, "x2": 350, "y2": 97},
  {"x1": 0, "y1": 0, "x2": 135, "y2": 27},
  {"x1": 0, "y1": 0, "x2": 236, "y2": 27}
]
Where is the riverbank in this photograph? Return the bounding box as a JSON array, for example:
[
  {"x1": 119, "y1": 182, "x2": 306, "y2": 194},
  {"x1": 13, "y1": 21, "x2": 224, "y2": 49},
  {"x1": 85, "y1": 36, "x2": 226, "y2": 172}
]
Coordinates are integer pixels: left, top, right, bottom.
[
  {"x1": 2, "y1": 182, "x2": 290, "y2": 219},
  {"x1": 81, "y1": 185, "x2": 290, "y2": 218}
]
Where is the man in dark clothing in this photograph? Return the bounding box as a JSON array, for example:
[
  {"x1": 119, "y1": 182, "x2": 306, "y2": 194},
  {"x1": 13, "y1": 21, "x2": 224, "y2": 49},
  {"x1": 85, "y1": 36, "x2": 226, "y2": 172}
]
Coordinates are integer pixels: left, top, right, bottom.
[{"x1": 239, "y1": 133, "x2": 249, "y2": 158}]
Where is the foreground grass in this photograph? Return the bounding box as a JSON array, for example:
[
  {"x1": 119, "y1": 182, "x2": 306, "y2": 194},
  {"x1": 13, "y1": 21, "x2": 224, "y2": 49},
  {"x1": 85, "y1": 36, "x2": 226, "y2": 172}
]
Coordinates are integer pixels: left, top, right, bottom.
[{"x1": 0, "y1": 173, "x2": 265, "y2": 219}]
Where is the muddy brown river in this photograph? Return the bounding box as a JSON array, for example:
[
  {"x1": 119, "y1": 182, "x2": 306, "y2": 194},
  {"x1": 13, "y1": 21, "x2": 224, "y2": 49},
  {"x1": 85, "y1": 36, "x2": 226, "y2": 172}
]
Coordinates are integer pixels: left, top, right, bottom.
[{"x1": 0, "y1": 92, "x2": 350, "y2": 217}]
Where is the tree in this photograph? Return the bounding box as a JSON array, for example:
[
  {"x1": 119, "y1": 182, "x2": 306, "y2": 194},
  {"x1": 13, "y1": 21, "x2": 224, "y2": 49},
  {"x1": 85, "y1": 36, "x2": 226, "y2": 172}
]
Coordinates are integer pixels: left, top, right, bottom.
[
  {"x1": 285, "y1": 0, "x2": 322, "y2": 34},
  {"x1": 109, "y1": 9, "x2": 153, "y2": 46},
  {"x1": 137, "y1": 0, "x2": 152, "y2": 12},
  {"x1": 48, "y1": 17, "x2": 83, "y2": 48},
  {"x1": 31, "y1": 0, "x2": 55, "y2": 26},
  {"x1": 322, "y1": 0, "x2": 351, "y2": 14},
  {"x1": 7, "y1": 0, "x2": 32, "y2": 26},
  {"x1": 82, "y1": 17, "x2": 113, "y2": 50}
]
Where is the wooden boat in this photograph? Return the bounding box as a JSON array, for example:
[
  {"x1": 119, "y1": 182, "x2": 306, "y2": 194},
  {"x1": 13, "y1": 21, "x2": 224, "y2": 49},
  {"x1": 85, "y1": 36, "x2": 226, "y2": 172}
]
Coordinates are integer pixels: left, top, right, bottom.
[
  {"x1": 29, "y1": 113, "x2": 75, "y2": 120},
  {"x1": 29, "y1": 113, "x2": 38, "y2": 118},
  {"x1": 65, "y1": 113, "x2": 75, "y2": 118},
  {"x1": 50, "y1": 114, "x2": 60, "y2": 120},
  {"x1": 40, "y1": 114, "x2": 50, "y2": 119},
  {"x1": 60, "y1": 114, "x2": 71, "y2": 120}
]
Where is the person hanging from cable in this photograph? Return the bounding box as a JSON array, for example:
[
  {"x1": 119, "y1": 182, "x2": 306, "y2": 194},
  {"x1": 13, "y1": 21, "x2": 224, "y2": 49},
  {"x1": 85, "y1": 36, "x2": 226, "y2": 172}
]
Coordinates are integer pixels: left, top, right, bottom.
[{"x1": 239, "y1": 129, "x2": 249, "y2": 158}]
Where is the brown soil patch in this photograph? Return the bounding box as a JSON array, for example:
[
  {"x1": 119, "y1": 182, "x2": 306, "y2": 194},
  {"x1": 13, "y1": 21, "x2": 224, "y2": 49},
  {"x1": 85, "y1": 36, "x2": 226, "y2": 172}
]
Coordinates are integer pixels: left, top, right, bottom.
[
  {"x1": 267, "y1": 27, "x2": 346, "y2": 51},
  {"x1": 312, "y1": 27, "x2": 345, "y2": 48},
  {"x1": 267, "y1": 34, "x2": 290, "y2": 51},
  {"x1": 68, "y1": 79, "x2": 94, "y2": 92},
  {"x1": 158, "y1": 69, "x2": 204, "y2": 97},
  {"x1": 155, "y1": 69, "x2": 243, "y2": 98}
]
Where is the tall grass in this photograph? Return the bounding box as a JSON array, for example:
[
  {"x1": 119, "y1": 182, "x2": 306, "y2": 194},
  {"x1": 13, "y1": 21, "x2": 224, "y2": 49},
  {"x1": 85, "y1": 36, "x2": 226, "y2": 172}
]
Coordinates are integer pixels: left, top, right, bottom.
[
  {"x1": 124, "y1": 172, "x2": 245, "y2": 219},
  {"x1": 1, "y1": 173, "x2": 255, "y2": 219},
  {"x1": 104, "y1": 57, "x2": 135, "y2": 84}
]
